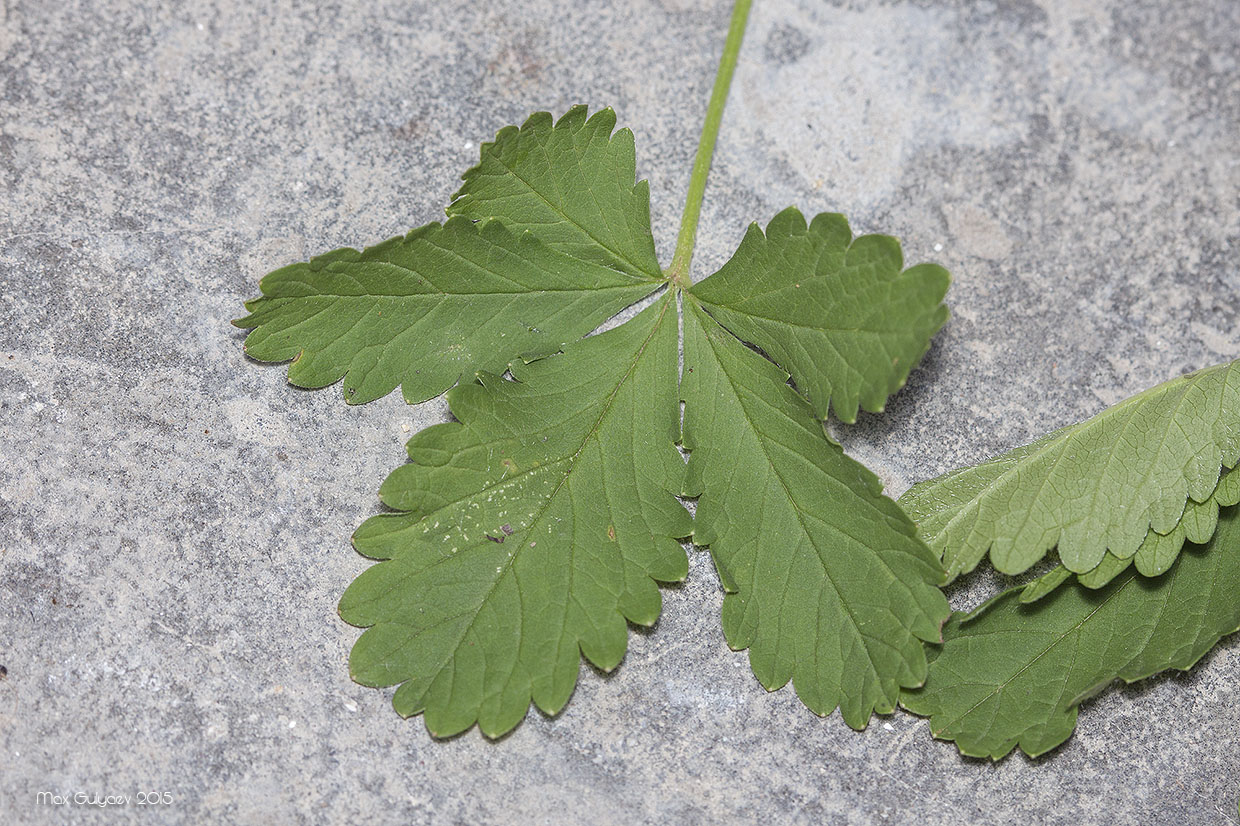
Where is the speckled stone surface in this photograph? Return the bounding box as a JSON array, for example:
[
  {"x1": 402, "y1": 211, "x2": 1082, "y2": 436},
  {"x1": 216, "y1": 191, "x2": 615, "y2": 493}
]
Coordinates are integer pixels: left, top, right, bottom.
[{"x1": 2, "y1": 0, "x2": 1238, "y2": 823}]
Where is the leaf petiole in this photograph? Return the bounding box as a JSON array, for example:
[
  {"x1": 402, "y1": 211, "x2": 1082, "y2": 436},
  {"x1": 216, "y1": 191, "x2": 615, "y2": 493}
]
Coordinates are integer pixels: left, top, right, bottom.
[{"x1": 666, "y1": 0, "x2": 752, "y2": 289}]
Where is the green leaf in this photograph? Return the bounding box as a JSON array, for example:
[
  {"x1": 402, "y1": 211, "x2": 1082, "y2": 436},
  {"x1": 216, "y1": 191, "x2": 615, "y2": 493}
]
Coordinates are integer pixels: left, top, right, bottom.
[
  {"x1": 681, "y1": 299, "x2": 949, "y2": 728},
  {"x1": 447, "y1": 106, "x2": 664, "y2": 281},
  {"x1": 1015, "y1": 565, "x2": 1073, "y2": 605},
  {"x1": 901, "y1": 504, "x2": 1240, "y2": 760},
  {"x1": 1021, "y1": 464, "x2": 1240, "y2": 601},
  {"x1": 238, "y1": 101, "x2": 955, "y2": 735},
  {"x1": 234, "y1": 216, "x2": 658, "y2": 404},
  {"x1": 338, "y1": 295, "x2": 690, "y2": 737},
  {"x1": 899, "y1": 359, "x2": 1240, "y2": 578},
  {"x1": 688, "y1": 207, "x2": 949, "y2": 423}
]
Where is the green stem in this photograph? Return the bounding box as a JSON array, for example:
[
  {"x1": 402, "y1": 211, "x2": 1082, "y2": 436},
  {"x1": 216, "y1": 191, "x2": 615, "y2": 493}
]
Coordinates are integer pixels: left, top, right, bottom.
[{"x1": 666, "y1": 0, "x2": 753, "y2": 289}]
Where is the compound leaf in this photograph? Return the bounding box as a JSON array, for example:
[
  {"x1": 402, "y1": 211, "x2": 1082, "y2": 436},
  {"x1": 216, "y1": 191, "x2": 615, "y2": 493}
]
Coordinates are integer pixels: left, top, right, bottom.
[
  {"x1": 235, "y1": 216, "x2": 657, "y2": 404},
  {"x1": 239, "y1": 105, "x2": 958, "y2": 735},
  {"x1": 901, "y1": 504, "x2": 1240, "y2": 760},
  {"x1": 689, "y1": 207, "x2": 949, "y2": 423},
  {"x1": 447, "y1": 106, "x2": 664, "y2": 281},
  {"x1": 339, "y1": 295, "x2": 691, "y2": 737},
  {"x1": 899, "y1": 359, "x2": 1240, "y2": 578},
  {"x1": 681, "y1": 299, "x2": 949, "y2": 728}
]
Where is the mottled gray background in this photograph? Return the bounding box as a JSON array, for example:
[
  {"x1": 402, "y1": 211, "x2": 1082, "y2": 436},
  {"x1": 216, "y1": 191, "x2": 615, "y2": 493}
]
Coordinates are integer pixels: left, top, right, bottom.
[{"x1": 2, "y1": 0, "x2": 1238, "y2": 823}]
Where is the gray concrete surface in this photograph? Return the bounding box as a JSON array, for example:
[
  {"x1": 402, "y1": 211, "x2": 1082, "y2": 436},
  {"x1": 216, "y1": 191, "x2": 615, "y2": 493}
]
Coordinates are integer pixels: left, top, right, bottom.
[{"x1": 2, "y1": 0, "x2": 1238, "y2": 822}]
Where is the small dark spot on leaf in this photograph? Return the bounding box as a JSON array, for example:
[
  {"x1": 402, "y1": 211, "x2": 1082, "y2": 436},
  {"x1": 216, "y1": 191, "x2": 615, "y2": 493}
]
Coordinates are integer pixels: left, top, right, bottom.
[
  {"x1": 486, "y1": 534, "x2": 504, "y2": 544},
  {"x1": 501, "y1": 524, "x2": 513, "y2": 535}
]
